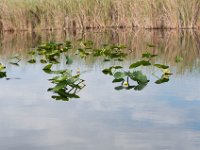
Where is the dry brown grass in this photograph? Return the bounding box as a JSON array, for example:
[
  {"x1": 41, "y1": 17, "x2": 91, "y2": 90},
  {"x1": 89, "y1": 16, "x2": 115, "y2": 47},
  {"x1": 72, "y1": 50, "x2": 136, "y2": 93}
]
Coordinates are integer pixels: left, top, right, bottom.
[{"x1": 0, "y1": 0, "x2": 200, "y2": 31}]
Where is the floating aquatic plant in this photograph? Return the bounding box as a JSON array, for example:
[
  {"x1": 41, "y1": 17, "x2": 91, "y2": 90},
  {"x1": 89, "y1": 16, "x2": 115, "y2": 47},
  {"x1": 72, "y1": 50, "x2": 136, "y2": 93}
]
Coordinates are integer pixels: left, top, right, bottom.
[
  {"x1": 0, "y1": 38, "x2": 186, "y2": 102},
  {"x1": 175, "y1": 55, "x2": 183, "y2": 63},
  {"x1": 102, "y1": 65, "x2": 149, "y2": 91},
  {"x1": 75, "y1": 40, "x2": 127, "y2": 61},
  {"x1": 9, "y1": 55, "x2": 21, "y2": 66},
  {"x1": 75, "y1": 40, "x2": 94, "y2": 58},
  {"x1": 28, "y1": 41, "x2": 73, "y2": 64},
  {"x1": 43, "y1": 63, "x2": 85, "y2": 101},
  {"x1": 102, "y1": 52, "x2": 173, "y2": 91},
  {"x1": 93, "y1": 44, "x2": 127, "y2": 61},
  {"x1": 26, "y1": 41, "x2": 87, "y2": 101},
  {"x1": 0, "y1": 63, "x2": 6, "y2": 78}
]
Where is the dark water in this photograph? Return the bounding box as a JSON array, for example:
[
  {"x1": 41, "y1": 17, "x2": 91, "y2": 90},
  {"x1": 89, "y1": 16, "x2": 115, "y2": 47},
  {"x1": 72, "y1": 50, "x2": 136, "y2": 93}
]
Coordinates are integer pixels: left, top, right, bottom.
[{"x1": 0, "y1": 29, "x2": 200, "y2": 150}]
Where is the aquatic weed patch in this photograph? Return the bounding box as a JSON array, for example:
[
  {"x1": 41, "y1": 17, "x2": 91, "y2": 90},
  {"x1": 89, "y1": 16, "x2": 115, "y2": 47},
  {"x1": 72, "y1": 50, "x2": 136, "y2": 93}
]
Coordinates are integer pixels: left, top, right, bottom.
[
  {"x1": 43, "y1": 64, "x2": 85, "y2": 101},
  {"x1": 102, "y1": 51, "x2": 172, "y2": 91},
  {"x1": 0, "y1": 40, "x2": 176, "y2": 101}
]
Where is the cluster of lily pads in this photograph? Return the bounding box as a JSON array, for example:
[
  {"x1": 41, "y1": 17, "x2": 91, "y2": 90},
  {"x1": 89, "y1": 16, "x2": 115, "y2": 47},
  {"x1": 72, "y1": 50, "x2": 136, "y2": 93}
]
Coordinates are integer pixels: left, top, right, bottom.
[
  {"x1": 102, "y1": 52, "x2": 172, "y2": 91},
  {"x1": 76, "y1": 40, "x2": 127, "y2": 61},
  {"x1": 43, "y1": 64, "x2": 85, "y2": 101},
  {"x1": 28, "y1": 41, "x2": 73, "y2": 64},
  {"x1": 25, "y1": 40, "x2": 129, "y2": 101},
  {"x1": 27, "y1": 41, "x2": 86, "y2": 101},
  {"x1": 0, "y1": 40, "x2": 177, "y2": 101}
]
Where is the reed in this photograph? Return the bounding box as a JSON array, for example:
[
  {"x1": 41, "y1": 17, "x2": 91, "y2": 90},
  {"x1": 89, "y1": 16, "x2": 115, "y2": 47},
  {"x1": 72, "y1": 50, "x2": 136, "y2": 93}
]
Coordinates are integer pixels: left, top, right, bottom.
[{"x1": 0, "y1": 0, "x2": 200, "y2": 31}]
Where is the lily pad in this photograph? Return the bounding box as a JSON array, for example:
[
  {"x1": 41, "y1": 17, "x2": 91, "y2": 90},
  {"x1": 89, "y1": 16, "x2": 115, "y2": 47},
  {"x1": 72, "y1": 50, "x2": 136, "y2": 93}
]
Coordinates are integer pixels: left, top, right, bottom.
[
  {"x1": 129, "y1": 60, "x2": 151, "y2": 69},
  {"x1": 43, "y1": 64, "x2": 52, "y2": 71},
  {"x1": 66, "y1": 56, "x2": 73, "y2": 65},
  {"x1": 154, "y1": 64, "x2": 169, "y2": 69},
  {"x1": 114, "y1": 72, "x2": 126, "y2": 79}
]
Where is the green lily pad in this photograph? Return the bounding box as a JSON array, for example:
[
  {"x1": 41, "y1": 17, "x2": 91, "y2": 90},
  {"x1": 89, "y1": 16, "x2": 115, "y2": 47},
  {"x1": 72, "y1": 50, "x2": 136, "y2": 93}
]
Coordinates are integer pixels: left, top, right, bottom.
[
  {"x1": 112, "y1": 78, "x2": 124, "y2": 83},
  {"x1": 114, "y1": 72, "x2": 126, "y2": 79},
  {"x1": 142, "y1": 52, "x2": 157, "y2": 59},
  {"x1": 154, "y1": 64, "x2": 169, "y2": 69},
  {"x1": 66, "y1": 56, "x2": 73, "y2": 65},
  {"x1": 28, "y1": 59, "x2": 36, "y2": 64},
  {"x1": 175, "y1": 56, "x2": 183, "y2": 63},
  {"x1": 129, "y1": 60, "x2": 151, "y2": 69},
  {"x1": 43, "y1": 64, "x2": 52, "y2": 71},
  {"x1": 132, "y1": 71, "x2": 149, "y2": 83}
]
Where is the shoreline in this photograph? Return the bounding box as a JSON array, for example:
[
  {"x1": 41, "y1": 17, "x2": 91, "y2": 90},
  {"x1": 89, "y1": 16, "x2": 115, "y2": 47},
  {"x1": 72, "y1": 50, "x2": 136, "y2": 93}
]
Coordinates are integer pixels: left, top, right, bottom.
[{"x1": 1, "y1": 26, "x2": 200, "y2": 33}]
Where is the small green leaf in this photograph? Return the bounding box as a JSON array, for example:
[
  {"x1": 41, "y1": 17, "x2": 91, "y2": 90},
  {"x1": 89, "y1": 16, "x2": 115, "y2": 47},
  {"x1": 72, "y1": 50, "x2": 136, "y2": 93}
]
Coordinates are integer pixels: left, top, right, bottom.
[
  {"x1": 102, "y1": 68, "x2": 111, "y2": 75},
  {"x1": 0, "y1": 72, "x2": 6, "y2": 78},
  {"x1": 155, "y1": 75, "x2": 170, "y2": 84},
  {"x1": 117, "y1": 58, "x2": 124, "y2": 61},
  {"x1": 115, "y1": 86, "x2": 124, "y2": 91},
  {"x1": 114, "y1": 72, "x2": 126, "y2": 79},
  {"x1": 142, "y1": 52, "x2": 157, "y2": 59},
  {"x1": 175, "y1": 56, "x2": 183, "y2": 63},
  {"x1": 28, "y1": 59, "x2": 36, "y2": 64},
  {"x1": 154, "y1": 64, "x2": 169, "y2": 69},
  {"x1": 132, "y1": 71, "x2": 149, "y2": 83},
  {"x1": 134, "y1": 83, "x2": 147, "y2": 91},
  {"x1": 66, "y1": 56, "x2": 73, "y2": 65},
  {"x1": 134, "y1": 83, "x2": 148, "y2": 91},
  {"x1": 104, "y1": 58, "x2": 110, "y2": 62},
  {"x1": 68, "y1": 93, "x2": 80, "y2": 98},
  {"x1": 112, "y1": 78, "x2": 124, "y2": 83},
  {"x1": 40, "y1": 59, "x2": 47, "y2": 64},
  {"x1": 113, "y1": 66, "x2": 123, "y2": 69},
  {"x1": 43, "y1": 64, "x2": 52, "y2": 70},
  {"x1": 52, "y1": 95, "x2": 69, "y2": 101},
  {"x1": 129, "y1": 60, "x2": 151, "y2": 69},
  {"x1": 52, "y1": 81, "x2": 68, "y2": 91},
  {"x1": 28, "y1": 50, "x2": 36, "y2": 55}
]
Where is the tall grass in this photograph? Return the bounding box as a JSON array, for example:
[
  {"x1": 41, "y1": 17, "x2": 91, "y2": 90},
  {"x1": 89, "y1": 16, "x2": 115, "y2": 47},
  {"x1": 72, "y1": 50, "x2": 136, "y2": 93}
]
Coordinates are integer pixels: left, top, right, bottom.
[{"x1": 0, "y1": 0, "x2": 200, "y2": 31}]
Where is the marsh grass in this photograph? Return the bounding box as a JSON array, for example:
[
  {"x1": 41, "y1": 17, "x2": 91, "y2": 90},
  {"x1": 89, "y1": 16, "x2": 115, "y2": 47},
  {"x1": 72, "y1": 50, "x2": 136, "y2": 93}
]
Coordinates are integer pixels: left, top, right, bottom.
[{"x1": 0, "y1": 0, "x2": 200, "y2": 31}]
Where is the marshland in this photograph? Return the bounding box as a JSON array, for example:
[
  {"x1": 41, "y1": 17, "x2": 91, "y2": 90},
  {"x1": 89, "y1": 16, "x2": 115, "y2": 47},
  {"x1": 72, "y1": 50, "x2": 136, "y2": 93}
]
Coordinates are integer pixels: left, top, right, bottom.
[
  {"x1": 1, "y1": 1, "x2": 200, "y2": 150},
  {"x1": 1, "y1": 0, "x2": 200, "y2": 31}
]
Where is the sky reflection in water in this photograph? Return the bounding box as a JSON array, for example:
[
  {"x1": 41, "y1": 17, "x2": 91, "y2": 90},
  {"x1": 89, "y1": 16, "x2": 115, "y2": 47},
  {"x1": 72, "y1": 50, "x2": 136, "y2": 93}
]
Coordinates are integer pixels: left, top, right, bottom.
[{"x1": 0, "y1": 30, "x2": 200, "y2": 150}]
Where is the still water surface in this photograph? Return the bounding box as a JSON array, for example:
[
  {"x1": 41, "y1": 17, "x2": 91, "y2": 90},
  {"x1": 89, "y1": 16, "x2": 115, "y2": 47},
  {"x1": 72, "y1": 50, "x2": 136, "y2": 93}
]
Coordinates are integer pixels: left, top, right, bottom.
[{"x1": 0, "y1": 30, "x2": 200, "y2": 150}]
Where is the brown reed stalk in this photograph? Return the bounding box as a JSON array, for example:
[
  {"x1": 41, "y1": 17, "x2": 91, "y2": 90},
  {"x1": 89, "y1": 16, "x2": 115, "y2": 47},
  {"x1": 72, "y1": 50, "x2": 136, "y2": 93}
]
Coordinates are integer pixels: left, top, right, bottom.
[{"x1": 0, "y1": 0, "x2": 200, "y2": 31}]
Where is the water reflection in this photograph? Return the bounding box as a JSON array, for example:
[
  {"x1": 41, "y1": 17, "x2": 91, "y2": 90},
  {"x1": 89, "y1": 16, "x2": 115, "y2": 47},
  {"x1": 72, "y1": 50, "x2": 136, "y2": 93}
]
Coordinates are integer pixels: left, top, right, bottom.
[
  {"x1": 0, "y1": 69, "x2": 200, "y2": 149},
  {"x1": 1, "y1": 29, "x2": 200, "y2": 73},
  {"x1": 0, "y1": 30, "x2": 200, "y2": 149}
]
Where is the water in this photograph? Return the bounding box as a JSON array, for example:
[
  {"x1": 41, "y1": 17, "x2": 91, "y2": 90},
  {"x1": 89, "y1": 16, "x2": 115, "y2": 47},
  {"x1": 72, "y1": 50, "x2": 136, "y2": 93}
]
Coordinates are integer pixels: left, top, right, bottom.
[{"x1": 0, "y1": 29, "x2": 200, "y2": 150}]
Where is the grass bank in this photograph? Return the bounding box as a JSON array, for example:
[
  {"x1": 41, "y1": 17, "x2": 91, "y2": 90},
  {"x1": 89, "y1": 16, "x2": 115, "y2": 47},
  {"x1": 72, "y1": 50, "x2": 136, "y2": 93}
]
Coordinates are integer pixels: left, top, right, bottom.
[{"x1": 0, "y1": 0, "x2": 200, "y2": 31}]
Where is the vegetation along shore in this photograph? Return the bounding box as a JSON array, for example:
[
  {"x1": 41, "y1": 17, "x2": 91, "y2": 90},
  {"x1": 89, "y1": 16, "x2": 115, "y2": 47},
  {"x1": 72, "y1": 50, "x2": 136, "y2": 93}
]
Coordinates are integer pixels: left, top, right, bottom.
[{"x1": 0, "y1": 0, "x2": 200, "y2": 32}]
